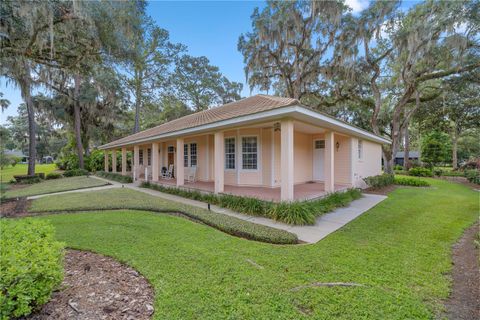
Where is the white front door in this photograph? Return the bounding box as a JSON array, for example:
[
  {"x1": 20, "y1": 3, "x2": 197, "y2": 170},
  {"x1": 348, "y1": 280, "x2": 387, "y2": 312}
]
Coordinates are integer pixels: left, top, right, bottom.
[{"x1": 313, "y1": 139, "x2": 325, "y2": 180}]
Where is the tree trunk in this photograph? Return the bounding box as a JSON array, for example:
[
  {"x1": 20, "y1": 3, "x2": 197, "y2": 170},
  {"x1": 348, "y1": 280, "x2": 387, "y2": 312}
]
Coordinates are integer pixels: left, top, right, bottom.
[
  {"x1": 73, "y1": 74, "x2": 84, "y2": 169},
  {"x1": 25, "y1": 89, "x2": 36, "y2": 176},
  {"x1": 133, "y1": 69, "x2": 142, "y2": 133},
  {"x1": 403, "y1": 123, "x2": 410, "y2": 170},
  {"x1": 452, "y1": 124, "x2": 458, "y2": 169}
]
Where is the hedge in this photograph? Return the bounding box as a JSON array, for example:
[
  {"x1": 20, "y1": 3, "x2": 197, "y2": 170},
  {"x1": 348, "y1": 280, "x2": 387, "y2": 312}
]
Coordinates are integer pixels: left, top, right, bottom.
[
  {"x1": 363, "y1": 174, "x2": 395, "y2": 189},
  {"x1": 394, "y1": 176, "x2": 430, "y2": 187},
  {"x1": 95, "y1": 171, "x2": 133, "y2": 183},
  {"x1": 63, "y1": 168, "x2": 89, "y2": 177},
  {"x1": 45, "y1": 172, "x2": 62, "y2": 180},
  {"x1": 0, "y1": 219, "x2": 64, "y2": 319},
  {"x1": 141, "y1": 182, "x2": 362, "y2": 225},
  {"x1": 408, "y1": 167, "x2": 433, "y2": 177}
]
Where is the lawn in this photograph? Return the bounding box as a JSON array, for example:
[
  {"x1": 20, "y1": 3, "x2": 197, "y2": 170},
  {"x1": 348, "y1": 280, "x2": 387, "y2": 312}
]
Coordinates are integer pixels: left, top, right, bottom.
[
  {"x1": 32, "y1": 178, "x2": 477, "y2": 319},
  {"x1": 0, "y1": 164, "x2": 58, "y2": 182},
  {"x1": 3, "y1": 176, "x2": 109, "y2": 199}
]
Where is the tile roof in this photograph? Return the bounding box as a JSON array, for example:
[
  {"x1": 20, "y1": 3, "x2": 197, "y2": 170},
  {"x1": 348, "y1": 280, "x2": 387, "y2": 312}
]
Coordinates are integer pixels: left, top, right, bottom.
[{"x1": 101, "y1": 94, "x2": 299, "y2": 148}]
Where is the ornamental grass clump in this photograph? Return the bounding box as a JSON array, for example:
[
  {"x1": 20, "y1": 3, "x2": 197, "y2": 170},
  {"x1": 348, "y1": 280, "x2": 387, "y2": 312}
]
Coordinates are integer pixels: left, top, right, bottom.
[{"x1": 0, "y1": 219, "x2": 64, "y2": 319}]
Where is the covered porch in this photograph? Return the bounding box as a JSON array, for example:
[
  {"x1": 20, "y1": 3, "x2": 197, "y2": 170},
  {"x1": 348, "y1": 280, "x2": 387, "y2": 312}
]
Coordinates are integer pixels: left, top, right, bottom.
[{"x1": 143, "y1": 178, "x2": 350, "y2": 202}]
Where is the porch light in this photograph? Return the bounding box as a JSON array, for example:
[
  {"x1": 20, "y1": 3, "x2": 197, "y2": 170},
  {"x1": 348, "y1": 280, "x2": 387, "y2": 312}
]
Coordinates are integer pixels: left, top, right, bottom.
[
  {"x1": 273, "y1": 122, "x2": 281, "y2": 131},
  {"x1": 336, "y1": 141, "x2": 340, "y2": 151}
]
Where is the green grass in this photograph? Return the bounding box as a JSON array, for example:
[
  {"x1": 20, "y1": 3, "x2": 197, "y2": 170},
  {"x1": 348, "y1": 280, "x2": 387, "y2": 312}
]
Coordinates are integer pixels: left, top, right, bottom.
[
  {"x1": 0, "y1": 164, "x2": 58, "y2": 182},
  {"x1": 30, "y1": 178, "x2": 478, "y2": 319},
  {"x1": 29, "y1": 188, "x2": 298, "y2": 244},
  {"x1": 4, "y1": 176, "x2": 109, "y2": 198}
]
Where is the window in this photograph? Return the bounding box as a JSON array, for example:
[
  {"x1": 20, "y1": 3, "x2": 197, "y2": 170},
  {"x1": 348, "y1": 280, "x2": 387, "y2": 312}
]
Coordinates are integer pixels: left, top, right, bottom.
[
  {"x1": 358, "y1": 140, "x2": 363, "y2": 159},
  {"x1": 147, "y1": 148, "x2": 151, "y2": 166},
  {"x1": 183, "y1": 143, "x2": 197, "y2": 167},
  {"x1": 190, "y1": 143, "x2": 197, "y2": 166},
  {"x1": 184, "y1": 144, "x2": 189, "y2": 167},
  {"x1": 225, "y1": 137, "x2": 235, "y2": 169},
  {"x1": 242, "y1": 136, "x2": 258, "y2": 170},
  {"x1": 168, "y1": 146, "x2": 175, "y2": 153},
  {"x1": 139, "y1": 149, "x2": 144, "y2": 165},
  {"x1": 315, "y1": 140, "x2": 325, "y2": 149}
]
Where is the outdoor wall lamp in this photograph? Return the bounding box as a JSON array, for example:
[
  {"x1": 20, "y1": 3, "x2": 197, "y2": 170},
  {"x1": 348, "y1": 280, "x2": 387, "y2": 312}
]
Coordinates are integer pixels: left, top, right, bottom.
[{"x1": 336, "y1": 141, "x2": 340, "y2": 151}]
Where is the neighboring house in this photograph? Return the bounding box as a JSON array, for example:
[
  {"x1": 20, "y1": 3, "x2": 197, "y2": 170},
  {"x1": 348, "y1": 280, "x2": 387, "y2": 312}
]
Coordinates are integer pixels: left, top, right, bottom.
[
  {"x1": 394, "y1": 151, "x2": 420, "y2": 166},
  {"x1": 100, "y1": 95, "x2": 390, "y2": 202},
  {"x1": 42, "y1": 156, "x2": 54, "y2": 164},
  {"x1": 5, "y1": 150, "x2": 29, "y2": 163}
]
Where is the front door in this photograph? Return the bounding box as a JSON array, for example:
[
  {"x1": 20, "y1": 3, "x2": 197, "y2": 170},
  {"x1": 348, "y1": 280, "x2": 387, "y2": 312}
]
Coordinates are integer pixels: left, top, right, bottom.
[
  {"x1": 167, "y1": 146, "x2": 175, "y2": 177},
  {"x1": 313, "y1": 139, "x2": 325, "y2": 180}
]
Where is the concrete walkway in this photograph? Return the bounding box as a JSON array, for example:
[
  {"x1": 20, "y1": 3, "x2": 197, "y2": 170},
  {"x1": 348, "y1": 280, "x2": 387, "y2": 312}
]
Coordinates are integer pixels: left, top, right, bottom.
[
  {"x1": 127, "y1": 181, "x2": 387, "y2": 243},
  {"x1": 28, "y1": 176, "x2": 387, "y2": 243}
]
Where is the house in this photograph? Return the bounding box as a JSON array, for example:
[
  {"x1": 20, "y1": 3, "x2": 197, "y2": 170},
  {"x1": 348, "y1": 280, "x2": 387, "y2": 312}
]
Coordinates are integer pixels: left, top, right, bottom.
[
  {"x1": 99, "y1": 95, "x2": 390, "y2": 202},
  {"x1": 5, "y1": 150, "x2": 29, "y2": 163},
  {"x1": 394, "y1": 151, "x2": 420, "y2": 166}
]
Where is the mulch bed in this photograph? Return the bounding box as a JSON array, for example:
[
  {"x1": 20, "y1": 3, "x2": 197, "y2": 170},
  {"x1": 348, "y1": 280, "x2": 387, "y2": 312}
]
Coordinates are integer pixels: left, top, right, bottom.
[
  {"x1": 445, "y1": 222, "x2": 480, "y2": 320},
  {"x1": 24, "y1": 249, "x2": 155, "y2": 320},
  {"x1": 0, "y1": 197, "x2": 30, "y2": 217}
]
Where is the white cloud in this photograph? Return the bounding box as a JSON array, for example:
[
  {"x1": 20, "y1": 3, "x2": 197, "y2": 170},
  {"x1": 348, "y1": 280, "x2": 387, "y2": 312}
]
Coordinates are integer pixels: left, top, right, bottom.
[{"x1": 344, "y1": 0, "x2": 369, "y2": 14}]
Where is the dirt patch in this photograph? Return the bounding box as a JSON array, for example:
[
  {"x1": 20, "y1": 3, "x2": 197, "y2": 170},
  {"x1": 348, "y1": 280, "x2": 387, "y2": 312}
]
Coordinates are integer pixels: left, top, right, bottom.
[
  {"x1": 24, "y1": 249, "x2": 154, "y2": 320},
  {"x1": 444, "y1": 222, "x2": 480, "y2": 320},
  {"x1": 364, "y1": 184, "x2": 398, "y2": 196},
  {"x1": 0, "y1": 198, "x2": 30, "y2": 217}
]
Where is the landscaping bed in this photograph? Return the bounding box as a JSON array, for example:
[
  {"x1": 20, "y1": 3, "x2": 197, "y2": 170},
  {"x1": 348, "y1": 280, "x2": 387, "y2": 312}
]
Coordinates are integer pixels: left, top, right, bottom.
[
  {"x1": 24, "y1": 249, "x2": 154, "y2": 320},
  {"x1": 141, "y1": 182, "x2": 362, "y2": 225},
  {"x1": 3, "y1": 176, "x2": 109, "y2": 199},
  {"x1": 28, "y1": 189, "x2": 299, "y2": 244}
]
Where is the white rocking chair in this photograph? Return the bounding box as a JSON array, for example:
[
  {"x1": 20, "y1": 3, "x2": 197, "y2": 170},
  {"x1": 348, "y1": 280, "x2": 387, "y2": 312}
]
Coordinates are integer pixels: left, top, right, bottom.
[{"x1": 185, "y1": 166, "x2": 197, "y2": 183}]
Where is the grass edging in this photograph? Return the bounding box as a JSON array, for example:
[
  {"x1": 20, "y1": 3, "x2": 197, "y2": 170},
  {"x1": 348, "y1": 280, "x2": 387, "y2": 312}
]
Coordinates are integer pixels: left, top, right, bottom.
[
  {"x1": 28, "y1": 207, "x2": 299, "y2": 245},
  {"x1": 140, "y1": 182, "x2": 362, "y2": 225},
  {"x1": 95, "y1": 171, "x2": 133, "y2": 183}
]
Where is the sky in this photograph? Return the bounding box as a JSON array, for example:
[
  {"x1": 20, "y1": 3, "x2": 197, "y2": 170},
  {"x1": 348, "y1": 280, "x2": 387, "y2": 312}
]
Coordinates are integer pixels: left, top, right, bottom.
[{"x1": 0, "y1": 0, "x2": 417, "y2": 125}]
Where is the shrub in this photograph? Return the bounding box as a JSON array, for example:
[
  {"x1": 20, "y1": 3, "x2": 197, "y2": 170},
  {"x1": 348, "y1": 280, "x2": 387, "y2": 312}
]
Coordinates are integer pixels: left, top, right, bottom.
[
  {"x1": 394, "y1": 164, "x2": 403, "y2": 171},
  {"x1": 0, "y1": 219, "x2": 64, "y2": 319},
  {"x1": 363, "y1": 174, "x2": 395, "y2": 189},
  {"x1": 394, "y1": 176, "x2": 430, "y2": 187},
  {"x1": 63, "y1": 168, "x2": 89, "y2": 177},
  {"x1": 95, "y1": 171, "x2": 133, "y2": 183},
  {"x1": 433, "y1": 168, "x2": 443, "y2": 176},
  {"x1": 140, "y1": 182, "x2": 362, "y2": 225},
  {"x1": 464, "y1": 169, "x2": 480, "y2": 185},
  {"x1": 45, "y1": 172, "x2": 62, "y2": 180},
  {"x1": 13, "y1": 174, "x2": 43, "y2": 184},
  {"x1": 460, "y1": 158, "x2": 480, "y2": 170},
  {"x1": 408, "y1": 167, "x2": 433, "y2": 177}
]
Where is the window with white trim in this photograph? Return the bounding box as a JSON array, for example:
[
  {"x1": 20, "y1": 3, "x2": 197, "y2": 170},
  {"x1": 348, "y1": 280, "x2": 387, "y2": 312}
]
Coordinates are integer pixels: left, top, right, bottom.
[
  {"x1": 315, "y1": 140, "x2": 325, "y2": 149},
  {"x1": 358, "y1": 140, "x2": 363, "y2": 159},
  {"x1": 225, "y1": 137, "x2": 235, "y2": 169},
  {"x1": 184, "y1": 144, "x2": 189, "y2": 167},
  {"x1": 147, "y1": 148, "x2": 151, "y2": 165},
  {"x1": 242, "y1": 136, "x2": 258, "y2": 170},
  {"x1": 139, "y1": 149, "x2": 144, "y2": 165},
  {"x1": 190, "y1": 143, "x2": 197, "y2": 166},
  {"x1": 183, "y1": 143, "x2": 197, "y2": 167}
]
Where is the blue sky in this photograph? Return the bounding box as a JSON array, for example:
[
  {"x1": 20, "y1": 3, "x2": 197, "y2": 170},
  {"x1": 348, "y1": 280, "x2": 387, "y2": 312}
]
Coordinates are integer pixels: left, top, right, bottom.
[{"x1": 0, "y1": 0, "x2": 418, "y2": 124}]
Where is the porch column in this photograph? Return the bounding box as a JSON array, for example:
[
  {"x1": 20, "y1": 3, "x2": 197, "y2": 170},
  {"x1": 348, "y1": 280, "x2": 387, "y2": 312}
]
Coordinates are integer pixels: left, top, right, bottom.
[
  {"x1": 133, "y1": 145, "x2": 139, "y2": 181},
  {"x1": 111, "y1": 150, "x2": 117, "y2": 173},
  {"x1": 176, "y1": 138, "x2": 184, "y2": 186},
  {"x1": 280, "y1": 119, "x2": 294, "y2": 201},
  {"x1": 121, "y1": 147, "x2": 127, "y2": 176},
  {"x1": 152, "y1": 142, "x2": 159, "y2": 182},
  {"x1": 324, "y1": 131, "x2": 335, "y2": 193},
  {"x1": 104, "y1": 150, "x2": 109, "y2": 172},
  {"x1": 214, "y1": 131, "x2": 224, "y2": 193}
]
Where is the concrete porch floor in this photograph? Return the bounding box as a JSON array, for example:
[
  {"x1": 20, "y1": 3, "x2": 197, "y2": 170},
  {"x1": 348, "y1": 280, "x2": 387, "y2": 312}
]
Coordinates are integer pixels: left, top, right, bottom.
[{"x1": 143, "y1": 178, "x2": 350, "y2": 202}]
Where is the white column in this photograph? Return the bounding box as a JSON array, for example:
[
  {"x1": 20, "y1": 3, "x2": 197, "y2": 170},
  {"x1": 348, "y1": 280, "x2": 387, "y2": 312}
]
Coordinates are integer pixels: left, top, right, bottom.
[
  {"x1": 280, "y1": 119, "x2": 294, "y2": 201},
  {"x1": 121, "y1": 147, "x2": 127, "y2": 175},
  {"x1": 152, "y1": 142, "x2": 159, "y2": 182},
  {"x1": 104, "y1": 150, "x2": 109, "y2": 172},
  {"x1": 214, "y1": 131, "x2": 224, "y2": 193},
  {"x1": 324, "y1": 131, "x2": 335, "y2": 193},
  {"x1": 111, "y1": 150, "x2": 117, "y2": 173},
  {"x1": 176, "y1": 138, "x2": 184, "y2": 186},
  {"x1": 133, "y1": 145, "x2": 139, "y2": 181}
]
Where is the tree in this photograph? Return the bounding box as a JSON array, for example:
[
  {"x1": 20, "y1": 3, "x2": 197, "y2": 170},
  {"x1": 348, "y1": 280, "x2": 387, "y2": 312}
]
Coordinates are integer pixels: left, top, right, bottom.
[
  {"x1": 421, "y1": 131, "x2": 451, "y2": 167},
  {"x1": 238, "y1": 0, "x2": 345, "y2": 100},
  {"x1": 123, "y1": 12, "x2": 184, "y2": 133},
  {"x1": 172, "y1": 55, "x2": 243, "y2": 111}
]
